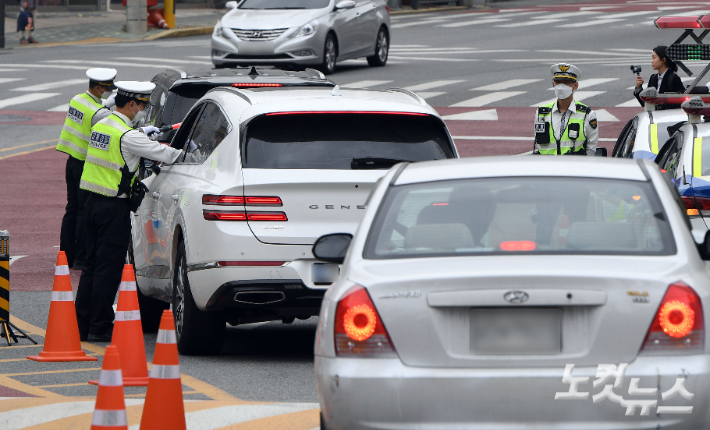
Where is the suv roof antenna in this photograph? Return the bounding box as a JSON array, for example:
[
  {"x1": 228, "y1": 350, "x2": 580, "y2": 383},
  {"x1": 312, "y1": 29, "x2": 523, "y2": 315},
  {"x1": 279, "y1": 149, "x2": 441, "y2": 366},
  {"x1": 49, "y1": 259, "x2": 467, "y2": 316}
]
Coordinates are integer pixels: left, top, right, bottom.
[{"x1": 249, "y1": 66, "x2": 259, "y2": 76}]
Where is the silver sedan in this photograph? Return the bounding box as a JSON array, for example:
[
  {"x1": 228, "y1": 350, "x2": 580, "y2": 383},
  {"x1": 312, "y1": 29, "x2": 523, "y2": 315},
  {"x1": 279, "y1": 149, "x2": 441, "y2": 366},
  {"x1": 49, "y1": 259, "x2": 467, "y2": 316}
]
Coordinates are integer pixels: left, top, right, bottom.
[
  {"x1": 211, "y1": 0, "x2": 390, "y2": 74},
  {"x1": 313, "y1": 156, "x2": 710, "y2": 429}
]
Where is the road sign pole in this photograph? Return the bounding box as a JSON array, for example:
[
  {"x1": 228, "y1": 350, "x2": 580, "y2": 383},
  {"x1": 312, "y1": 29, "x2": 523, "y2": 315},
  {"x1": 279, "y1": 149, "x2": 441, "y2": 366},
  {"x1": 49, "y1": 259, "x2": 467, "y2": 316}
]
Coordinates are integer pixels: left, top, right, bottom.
[
  {"x1": 0, "y1": 0, "x2": 6, "y2": 49},
  {"x1": 0, "y1": 231, "x2": 37, "y2": 346}
]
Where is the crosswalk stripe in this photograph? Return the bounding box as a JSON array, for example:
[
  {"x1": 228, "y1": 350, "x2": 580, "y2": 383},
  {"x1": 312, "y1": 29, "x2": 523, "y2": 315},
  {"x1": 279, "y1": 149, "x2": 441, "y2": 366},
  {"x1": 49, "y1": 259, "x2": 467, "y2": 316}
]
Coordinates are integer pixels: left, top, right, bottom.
[
  {"x1": 115, "y1": 56, "x2": 213, "y2": 66},
  {"x1": 392, "y1": 19, "x2": 448, "y2": 29},
  {"x1": 0, "y1": 78, "x2": 26, "y2": 85},
  {"x1": 0, "y1": 93, "x2": 61, "y2": 109},
  {"x1": 0, "y1": 63, "x2": 89, "y2": 71},
  {"x1": 47, "y1": 103, "x2": 70, "y2": 112},
  {"x1": 442, "y1": 109, "x2": 498, "y2": 120},
  {"x1": 530, "y1": 91, "x2": 606, "y2": 107},
  {"x1": 389, "y1": 56, "x2": 476, "y2": 62},
  {"x1": 189, "y1": 56, "x2": 212, "y2": 60},
  {"x1": 440, "y1": 17, "x2": 511, "y2": 27},
  {"x1": 596, "y1": 109, "x2": 620, "y2": 122},
  {"x1": 43, "y1": 60, "x2": 174, "y2": 69},
  {"x1": 617, "y1": 98, "x2": 642, "y2": 107},
  {"x1": 496, "y1": 18, "x2": 566, "y2": 28},
  {"x1": 533, "y1": 11, "x2": 602, "y2": 19},
  {"x1": 543, "y1": 78, "x2": 618, "y2": 90},
  {"x1": 557, "y1": 18, "x2": 627, "y2": 28},
  {"x1": 451, "y1": 91, "x2": 525, "y2": 107},
  {"x1": 13, "y1": 79, "x2": 86, "y2": 92},
  {"x1": 404, "y1": 80, "x2": 465, "y2": 91},
  {"x1": 0, "y1": 69, "x2": 27, "y2": 73},
  {"x1": 0, "y1": 400, "x2": 144, "y2": 430},
  {"x1": 413, "y1": 91, "x2": 446, "y2": 99},
  {"x1": 390, "y1": 49, "x2": 478, "y2": 55},
  {"x1": 472, "y1": 79, "x2": 542, "y2": 91},
  {"x1": 341, "y1": 80, "x2": 393, "y2": 89},
  {"x1": 608, "y1": 10, "x2": 676, "y2": 19}
]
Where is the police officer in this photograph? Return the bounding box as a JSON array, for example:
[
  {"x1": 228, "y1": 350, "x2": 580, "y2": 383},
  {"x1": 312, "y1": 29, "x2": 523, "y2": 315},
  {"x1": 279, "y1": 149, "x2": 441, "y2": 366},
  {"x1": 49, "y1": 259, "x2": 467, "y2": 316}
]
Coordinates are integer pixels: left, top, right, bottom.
[
  {"x1": 57, "y1": 68, "x2": 118, "y2": 270},
  {"x1": 75, "y1": 81, "x2": 181, "y2": 342},
  {"x1": 533, "y1": 64, "x2": 598, "y2": 156}
]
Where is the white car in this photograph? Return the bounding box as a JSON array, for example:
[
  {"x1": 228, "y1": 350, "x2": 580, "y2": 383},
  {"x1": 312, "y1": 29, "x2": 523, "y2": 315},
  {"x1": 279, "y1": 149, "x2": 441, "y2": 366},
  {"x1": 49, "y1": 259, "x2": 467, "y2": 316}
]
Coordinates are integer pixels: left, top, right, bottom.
[
  {"x1": 131, "y1": 85, "x2": 458, "y2": 354},
  {"x1": 313, "y1": 156, "x2": 710, "y2": 429}
]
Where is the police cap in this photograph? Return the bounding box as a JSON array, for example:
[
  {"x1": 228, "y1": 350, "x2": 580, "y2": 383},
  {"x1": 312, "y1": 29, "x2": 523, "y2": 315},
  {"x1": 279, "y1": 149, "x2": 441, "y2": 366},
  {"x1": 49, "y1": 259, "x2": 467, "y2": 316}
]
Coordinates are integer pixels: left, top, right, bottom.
[
  {"x1": 550, "y1": 63, "x2": 581, "y2": 82},
  {"x1": 115, "y1": 81, "x2": 155, "y2": 103},
  {"x1": 86, "y1": 68, "x2": 117, "y2": 90}
]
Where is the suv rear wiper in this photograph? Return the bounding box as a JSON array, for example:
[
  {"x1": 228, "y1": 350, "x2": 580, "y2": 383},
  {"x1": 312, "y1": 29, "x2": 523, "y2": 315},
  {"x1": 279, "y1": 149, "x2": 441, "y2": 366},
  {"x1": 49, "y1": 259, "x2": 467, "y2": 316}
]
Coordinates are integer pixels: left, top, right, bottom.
[{"x1": 351, "y1": 157, "x2": 408, "y2": 169}]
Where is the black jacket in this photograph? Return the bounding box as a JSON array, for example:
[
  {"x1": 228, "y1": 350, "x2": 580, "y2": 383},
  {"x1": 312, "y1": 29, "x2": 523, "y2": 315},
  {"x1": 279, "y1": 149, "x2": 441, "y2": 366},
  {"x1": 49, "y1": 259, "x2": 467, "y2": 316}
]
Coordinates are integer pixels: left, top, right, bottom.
[{"x1": 634, "y1": 70, "x2": 685, "y2": 110}]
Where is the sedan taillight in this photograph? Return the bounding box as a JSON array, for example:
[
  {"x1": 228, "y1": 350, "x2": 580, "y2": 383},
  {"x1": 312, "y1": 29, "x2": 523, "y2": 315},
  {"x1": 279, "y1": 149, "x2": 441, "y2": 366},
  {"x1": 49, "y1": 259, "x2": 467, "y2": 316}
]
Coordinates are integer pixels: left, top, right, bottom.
[
  {"x1": 640, "y1": 282, "x2": 704, "y2": 354},
  {"x1": 203, "y1": 210, "x2": 287, "y2": 221},
  {"x1": 334, "y1": 286, "x2": 397, "y2": 358}
]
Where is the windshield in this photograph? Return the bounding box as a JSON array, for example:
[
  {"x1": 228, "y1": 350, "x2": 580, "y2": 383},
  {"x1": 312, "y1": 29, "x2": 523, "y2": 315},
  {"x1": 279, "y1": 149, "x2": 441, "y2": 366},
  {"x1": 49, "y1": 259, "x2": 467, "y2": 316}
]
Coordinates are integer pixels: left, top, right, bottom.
[
  {"x1": 242, "y1": 113, "x2": 455, "y2": 169},
  {"x1": 364, "y1": 177, "x2": 676, "y2": 259},
  {"x1": 239, "y1": 0, "x2": 330, "y2": 9}
]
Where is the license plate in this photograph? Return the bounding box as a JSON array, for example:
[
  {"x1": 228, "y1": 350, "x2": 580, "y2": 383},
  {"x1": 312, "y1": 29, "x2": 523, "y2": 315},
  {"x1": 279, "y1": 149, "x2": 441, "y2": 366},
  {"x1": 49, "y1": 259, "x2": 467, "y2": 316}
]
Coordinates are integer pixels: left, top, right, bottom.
[
  {"x1": 470, "y1": 308, "x2": 561, "y2": 355},
  {"x1": 312, "y1": 263, "x2": 340, "y2": 285}
]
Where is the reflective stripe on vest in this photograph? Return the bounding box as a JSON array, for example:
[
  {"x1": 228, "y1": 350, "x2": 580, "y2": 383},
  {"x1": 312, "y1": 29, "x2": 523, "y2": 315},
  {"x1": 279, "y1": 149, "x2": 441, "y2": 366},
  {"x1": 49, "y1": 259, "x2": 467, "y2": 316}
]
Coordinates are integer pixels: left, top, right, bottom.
[
  {"x1": 79, "y1": 114, "x2": 134, "y2": 197},
  {"x1": 56, "y1": 93, "x2": 104, "y2": 161},
  {"x1": 535, "y1": 101, "x2": 588, "y2": 155}
]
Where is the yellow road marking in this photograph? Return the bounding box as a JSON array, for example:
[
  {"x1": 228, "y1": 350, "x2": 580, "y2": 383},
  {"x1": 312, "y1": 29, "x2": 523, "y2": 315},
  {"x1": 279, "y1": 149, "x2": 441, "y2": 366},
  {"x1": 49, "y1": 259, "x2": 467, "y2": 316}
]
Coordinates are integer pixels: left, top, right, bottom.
[
  {"x1": 35, "y1": 382, "x2": 93, "y2": 389},
  {"x1": 0, "y1": 145, "x2": 55, "y2": 161},
  {"x1": 0, "y1": 358, "x2": 35, "y2": 363},
  {"x1": 215, "y1": 408, "x2": 320, "y2": 430},
  {"x1": 0, "y1": 374, "x2": 64, "y2": 398},
  {"x1": 0, "y1": 397, "x2": 79, "y2": 413},
  {"x1": 179, "y1": 373, "x2": 240, "y2": 402},
  {"x1": 0, "y1": 343, "x2": 44, "y2": 349},
  {"x1": 0, "y1": 139, "x2": 58, "y2": 153},
  {"x1": 4, "y1": 367, "x2": 100, "y2": 377}
]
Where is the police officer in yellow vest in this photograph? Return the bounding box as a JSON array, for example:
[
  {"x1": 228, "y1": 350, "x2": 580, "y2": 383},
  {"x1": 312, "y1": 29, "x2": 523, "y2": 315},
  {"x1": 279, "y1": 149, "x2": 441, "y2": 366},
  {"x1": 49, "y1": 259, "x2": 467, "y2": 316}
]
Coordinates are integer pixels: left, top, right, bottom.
[
  {"x1": 75, "y1": 81, "x2": 181, "y2": 342},
  {"x1": 533, "y1": 64, "x2": 599, "y2": 156},
  {"x1": 57, "y1": 68, "x2": 118, "y2": 270}
]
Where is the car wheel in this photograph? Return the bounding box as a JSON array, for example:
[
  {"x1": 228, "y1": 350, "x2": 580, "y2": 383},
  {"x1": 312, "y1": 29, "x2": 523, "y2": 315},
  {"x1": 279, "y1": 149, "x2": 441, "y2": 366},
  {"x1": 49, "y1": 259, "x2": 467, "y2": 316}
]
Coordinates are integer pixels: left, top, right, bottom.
[
  {"x1": 320, "y1": 413, "x2": 327, "y2": 430},
  {"x1": 319, "y1": 34, "x2": 337, "y2": 75},
  {"x1": 172, "y1": 240, "x2": 225, "y2": 355},
  {"x1": 367, "y1": 27, "x2": 388, "y2": 67},
  {"x1": 128, "y1": 236, "x2": 168, "y2": 333}
]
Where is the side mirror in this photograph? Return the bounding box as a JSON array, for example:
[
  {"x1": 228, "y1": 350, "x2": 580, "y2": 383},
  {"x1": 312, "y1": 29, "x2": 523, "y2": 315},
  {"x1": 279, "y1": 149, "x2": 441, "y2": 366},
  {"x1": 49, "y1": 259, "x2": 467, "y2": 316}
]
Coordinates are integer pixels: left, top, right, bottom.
[
  {"x1": 334, "y1": 0, "x2": 356, "y2": 10},
  {"x1": 225, "y1": 1, "x2": 237, "y2": 9},
  {"x1": 312, "y1": 233, "x2": 353, "y2": 264},
  {"x1": 595, "y1": 147, "x2": 608, "y2": 157},
  {"x1": 693, "y1": 229, "x2": 710, "y2": 260}
]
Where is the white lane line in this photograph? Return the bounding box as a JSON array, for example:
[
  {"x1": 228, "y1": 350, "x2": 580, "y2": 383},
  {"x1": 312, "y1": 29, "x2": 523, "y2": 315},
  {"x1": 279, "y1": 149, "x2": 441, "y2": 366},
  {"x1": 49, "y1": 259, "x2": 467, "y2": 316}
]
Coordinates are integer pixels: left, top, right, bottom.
[
  {"x1": 392, "y1": 19, "x2": 448, "y2": 29},
  {"x1": 530, "y1": 91, "x2": 605, "y2": 107},
  {"x1": 13, "y1": 79, "x2": 86, "y2": 92},
  {"x1": 0, "y1": 63, "x2": 92, "y2": 71},
  {"x1": 115, "y1": 56, "x2": 213, "y2": 66},
  {"x1": 617, "y1": 98, "x2": 642, "y2": 107},
  {"x1": 9, "y1": 256, "x2": 27, "y2": 265},
  {"x1": 404, "y1": 80, "x2": 465, "y2": 91},
  {"x1": 557, "y1": 18, "x2": 627, "y2": 28},
  {"x1": 126, "y1": 403, "x2": 320, "y2": 430},
  {"x1": 535, "y1": 49, "x2": 642, "y2": 57},
  {"x1": 451, "y1": 91, "x2": 525, "y2": 107},
  {"x1": 0, "y1": 400, "x2": 144, "y2": 430},
  {"x1": 472, "y1": 79, "x2": 542, "y2": 91},
  {"x1": 413, "y1": 91, "x2": 446, "y2": 99},
  {"x1": 47, "y1": 103, "x2": 70, "y2": 112},
  {"x1": 341, "y1": 80, "x2": 393, "y2": 89},
  {"x1": 0, "y1": 69, "x2": 27, "y2": 72},
  {"x1": 391, "y1": 44, "x2": 429, "y2": 48},
  {"x1": 0, "y1": 93, "x2": 61, "y2": 109},
  {"x1": 608, "y1": 48, "x2": 650, "y2": 53},
  {"x1": 496, "y1": 18, "x2": 566, "y2": 27},
  {"x1": 543, "y1": 78, "x2": 619, "y2": 90},
  {"x1": 580, "y1": 5, "x2": 620, "y2": 10},
  {"x1": 440, "y1": 17, "x2": 512, "y2": 27},
  {"x1": 43, "y1": 60, "x2": 174, "y2": 69},
  {"x1": 453, "y1": 135, "x2": 617, "y2": 141},
  {"x1": 442, "y1": 109, "x2": 498, "y2": 121},
  {"x1": 595, "y1": 109, "x2": 620, "y2": 122},
  {"x1": 389, "y1": 56, "x2": 476, "y2": 62},
  {"x1": 188, "y1": 56, "x2": 213, "y2": 59},
  {"x1": 532, "y1": 11, "x2": 602, "y2": 19},
  {"x1": 608, "y1": 10, "x2": 679, "y2": 18},
  {"x1": 390, "y1": 49, "x2": 479, "y2": 55},
  {"x1": 0, "y1": 78, "x2": 26, "y2": 85}
]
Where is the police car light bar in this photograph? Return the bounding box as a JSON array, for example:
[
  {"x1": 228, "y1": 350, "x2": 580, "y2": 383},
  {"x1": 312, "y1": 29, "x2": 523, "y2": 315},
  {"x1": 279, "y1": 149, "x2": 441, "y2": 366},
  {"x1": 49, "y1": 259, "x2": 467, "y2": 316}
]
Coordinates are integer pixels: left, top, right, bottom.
[
  {"x1": 681, "y1": 97, "x2": 710, "y2": 115},
  {"x1": 655, "y1": 16, "x2": 705, "y2": 29},
  {"x1": 638, "y1": 94, "x2": 696, "y2": 105}
]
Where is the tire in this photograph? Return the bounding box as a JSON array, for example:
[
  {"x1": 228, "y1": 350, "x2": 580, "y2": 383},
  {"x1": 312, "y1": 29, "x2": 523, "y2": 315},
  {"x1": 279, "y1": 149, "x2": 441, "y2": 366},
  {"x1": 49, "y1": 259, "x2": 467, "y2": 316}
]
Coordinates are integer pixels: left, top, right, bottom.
[
  {"x1": 367, "y1": 27, "x2": 388, "y2": 67},
  {"x1": 320, "y1": 413, "x2": 327, "y2": 430},
  {"x1": 319, "y1": 34, "x2": 337, "y2": 75},
  {"x1": 128, "y1": 236, "x2": 168, "y2": 333},
  {"x1": 172, "y1": 241, "x2": 225, "y2": 355}
]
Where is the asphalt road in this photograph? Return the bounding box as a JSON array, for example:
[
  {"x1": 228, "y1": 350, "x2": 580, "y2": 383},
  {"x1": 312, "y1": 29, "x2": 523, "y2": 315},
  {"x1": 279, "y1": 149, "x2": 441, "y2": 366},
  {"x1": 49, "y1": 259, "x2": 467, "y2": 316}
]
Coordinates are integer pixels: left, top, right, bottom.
[{"x1": 0, "y1": 0, "x2": 704, "y2": 427}]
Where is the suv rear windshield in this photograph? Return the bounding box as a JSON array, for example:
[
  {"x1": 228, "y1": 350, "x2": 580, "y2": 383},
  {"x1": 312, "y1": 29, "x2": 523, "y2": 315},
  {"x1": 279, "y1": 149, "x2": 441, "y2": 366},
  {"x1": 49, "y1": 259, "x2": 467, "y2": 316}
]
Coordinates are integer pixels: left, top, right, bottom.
[
  {"x1": 364, "y1": 177, "x2": 676, "y2": 259},
  {"x1": 242, "y1": 113, "x2": 455, "y2": 169}
]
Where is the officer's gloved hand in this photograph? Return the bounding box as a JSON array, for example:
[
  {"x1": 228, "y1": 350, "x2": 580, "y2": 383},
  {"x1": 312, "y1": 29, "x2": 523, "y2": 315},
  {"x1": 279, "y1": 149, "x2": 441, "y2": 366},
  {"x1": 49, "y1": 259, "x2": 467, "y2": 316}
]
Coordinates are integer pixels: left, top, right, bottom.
[
  {"x1": 103, "y1": 92, "x2": 117, "y2": 108},
  {"x1": 140, "y1": 126, "x2": 161, "y2": 140}
]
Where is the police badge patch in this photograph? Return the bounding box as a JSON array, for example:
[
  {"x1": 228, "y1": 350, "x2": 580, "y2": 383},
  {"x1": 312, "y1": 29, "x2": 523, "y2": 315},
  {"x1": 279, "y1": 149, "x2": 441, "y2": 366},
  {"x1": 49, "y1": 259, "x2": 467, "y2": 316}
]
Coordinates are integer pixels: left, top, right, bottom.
[
  {"x1": 590, "y1": 119, "x2": 598, "y2": 129},
  {"x1": 90, "y1": 131, "x2": 111, "y2": 151}
]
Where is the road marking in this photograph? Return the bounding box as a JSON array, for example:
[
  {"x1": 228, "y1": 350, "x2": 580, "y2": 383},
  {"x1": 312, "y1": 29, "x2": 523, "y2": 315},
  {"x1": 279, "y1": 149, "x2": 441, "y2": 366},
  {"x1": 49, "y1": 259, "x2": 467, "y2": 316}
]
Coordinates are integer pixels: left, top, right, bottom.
[
  {"x1": 543, "y1": 78, "x2": 618, "y2": 90},
  {"x1": 404, "y1": 80, "x2": 465, "y2": 91},
  {"x1": 606, "y1": 10, "x2": 672, "y2": 18},
  {"x1": 440, "y1": 17, "x2": 511, "y2": 27},
  {"x1": 533, "y1": 11, "x2": 602, "y2": 19},
  {"x1": 0, "y1": 146, "x2": 55, "y2": 161},
  {"x1": 0, "y1": 69, "x2": 27, "y2": 72},
  {"x1": 596, "y1": 109, "x2": 620, "y2": 122},
  {"x1": 496, "y1": 18, "x2": 566, "y2": 27},
  {"x1": 557, "y1": 18, "x2": 626, "y2": 28},
  {"x1": 389, "y1": 56, "x2": 476, "y2": 62},
  {"x1": 0, "y1": 63, "x2": 93, "y2": 71},
  {"x1": 340, "y1": 80, "x2": 393, "y2": 89},
  {"x1": 530, "y1": 91, "x2": 605, "y2": 107},
  {"x1": 188, "y1": 56, "x2": 213, "y2": 60},
  {"x1": 47, "y1": 103, "x2": 69, "y2": 112},
  {"x1": 13, "y1": 79, "x2": 86, "y2": 92},
  {"x1": 0, "y1": 78, "x2": 26, "y2": 85},
  {"x1": 43, "y1": 60, "x2": 175, "y2": 69},
  {"x1": 0, "y1": 399, "x2": 145, "y2": 430},
  {"x1": 115, "y1": 56, "x2": 213, "y2": 66},
  {"x1": 0, "y1": 93, "x2": 60, "y2": 109},
  {"x1": 451, "y1": 91, "x2": 525, "y2": 107},
  {"x1": 0, "y1": 139, "x2": 59, "y2": 153},
  {"x1": 471, "y1": 79, "x2": 542, "y2": 91},
  {"x1": 617, "y1": 98, "x2": 641, "y2": 107},
  {"x1": 442, "y1": 109, "x2": 499, "y2": 120}
]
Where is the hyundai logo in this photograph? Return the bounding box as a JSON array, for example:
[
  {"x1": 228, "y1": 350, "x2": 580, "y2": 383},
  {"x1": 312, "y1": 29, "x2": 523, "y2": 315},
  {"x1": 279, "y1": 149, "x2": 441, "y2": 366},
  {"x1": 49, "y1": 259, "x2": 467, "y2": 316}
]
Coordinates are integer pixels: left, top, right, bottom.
[
  {"x1": 251, "y1": 31, "x2": 263, "y2": 38},
  {"x1": 504, "y1": 291, "x2": 529, "y2": 304}
]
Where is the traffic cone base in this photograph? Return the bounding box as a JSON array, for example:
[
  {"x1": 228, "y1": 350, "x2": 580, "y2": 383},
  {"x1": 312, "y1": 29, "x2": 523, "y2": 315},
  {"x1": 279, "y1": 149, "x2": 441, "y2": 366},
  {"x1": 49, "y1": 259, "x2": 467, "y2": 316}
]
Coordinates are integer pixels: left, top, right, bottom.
[{"x1": 28, "y1": 252, "x2": 97, "y2": 362}]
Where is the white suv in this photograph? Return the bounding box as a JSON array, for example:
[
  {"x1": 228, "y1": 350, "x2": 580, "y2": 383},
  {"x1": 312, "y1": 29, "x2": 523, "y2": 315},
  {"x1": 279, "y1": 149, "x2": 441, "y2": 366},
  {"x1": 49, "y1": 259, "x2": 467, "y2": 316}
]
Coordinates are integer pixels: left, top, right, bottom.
[{"x1": 130, "y1": 86, "x2": 458, "y2": 354}]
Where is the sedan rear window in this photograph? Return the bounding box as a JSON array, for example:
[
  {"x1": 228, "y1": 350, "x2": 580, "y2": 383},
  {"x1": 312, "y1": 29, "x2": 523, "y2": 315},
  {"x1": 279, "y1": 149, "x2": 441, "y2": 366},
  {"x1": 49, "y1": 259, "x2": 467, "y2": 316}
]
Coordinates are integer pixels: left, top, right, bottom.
[
  {"x1": 242, "y1": 113, "x2": 455, "y2": 169},
  {"x1": 364, "y1": 177, "x2": 676, "y2": 259}
]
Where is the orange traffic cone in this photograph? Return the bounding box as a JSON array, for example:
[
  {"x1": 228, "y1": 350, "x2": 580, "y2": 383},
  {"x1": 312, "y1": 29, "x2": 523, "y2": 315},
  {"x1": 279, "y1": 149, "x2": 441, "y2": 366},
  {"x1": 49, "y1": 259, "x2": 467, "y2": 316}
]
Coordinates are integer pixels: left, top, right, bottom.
[
  {"x1": 90, "y1": 265, "x2": 149, "y2": 386},
  {"x1": 91, "y1": 345, "x2": 128, "y2": 430},
  {"x1": 27, "y1": 252, "x2": 97, "y2": 362},
  {"x1": 140, "y1": 310, "x2": 185, "y2": 430}
]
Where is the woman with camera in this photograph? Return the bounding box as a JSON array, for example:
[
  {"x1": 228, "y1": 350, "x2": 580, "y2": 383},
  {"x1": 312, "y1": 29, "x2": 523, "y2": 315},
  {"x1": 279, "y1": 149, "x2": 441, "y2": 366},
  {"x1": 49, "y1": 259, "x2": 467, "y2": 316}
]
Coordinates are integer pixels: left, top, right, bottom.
[{"x1": 634, "y1": 46, "x2": 685, "y2": 110}]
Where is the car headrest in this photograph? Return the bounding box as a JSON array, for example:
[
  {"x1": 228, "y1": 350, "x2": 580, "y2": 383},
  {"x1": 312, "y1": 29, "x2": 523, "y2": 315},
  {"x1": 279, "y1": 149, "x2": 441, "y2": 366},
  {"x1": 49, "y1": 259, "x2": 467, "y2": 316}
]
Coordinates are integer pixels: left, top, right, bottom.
[
  {"x1": 687, "y1": 85, "x2": 710, "y2": 94},
  {"x1": 405, "y1": 223, "x2": 474, "y2": 251}
]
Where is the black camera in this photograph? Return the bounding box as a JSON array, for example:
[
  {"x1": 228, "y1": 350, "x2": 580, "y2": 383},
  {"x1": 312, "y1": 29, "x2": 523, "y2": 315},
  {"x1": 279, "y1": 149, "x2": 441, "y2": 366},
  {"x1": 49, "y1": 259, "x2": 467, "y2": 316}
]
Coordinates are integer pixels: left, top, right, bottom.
[{"x1": 630, "y1": 65, "x2": 642, "y2": 75}]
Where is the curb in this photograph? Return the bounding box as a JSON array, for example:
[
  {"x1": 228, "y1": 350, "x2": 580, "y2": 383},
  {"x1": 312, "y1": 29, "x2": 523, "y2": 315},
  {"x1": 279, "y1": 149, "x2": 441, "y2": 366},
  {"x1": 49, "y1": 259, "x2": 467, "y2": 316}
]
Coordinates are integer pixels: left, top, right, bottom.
[{"x1": 143, "y1": 25, "x2": 214, "y2": 40}]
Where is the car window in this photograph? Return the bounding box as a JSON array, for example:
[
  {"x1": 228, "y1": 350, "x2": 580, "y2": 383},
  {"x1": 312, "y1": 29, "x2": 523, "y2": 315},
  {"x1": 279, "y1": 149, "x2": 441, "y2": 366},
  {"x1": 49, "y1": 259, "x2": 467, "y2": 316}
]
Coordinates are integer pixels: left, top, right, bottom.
[
  {"x1": 182, "y1": 103, "x2": 231, "y2": 164},
  {"x1": 657, "y1": 133, "x2": 683, "y2": 177},
  {"x1": 240, "y1": 0, "x2": 330, "y2": 9},
  {"x1": 612, "y1": 118, "x2": 635, "y2": 158},
  {"x1": 243, "y1": 113, "x2": 455, "y2": 169},
  {"x1": 150, "y1": 70, "x2": 181, "y2": 126},
  {"x1": 364, "y1": 177, "x2": 676, "y2": 259},
  {"x1": 169, "y1": 104, "x2": 205, "y2": 153}
]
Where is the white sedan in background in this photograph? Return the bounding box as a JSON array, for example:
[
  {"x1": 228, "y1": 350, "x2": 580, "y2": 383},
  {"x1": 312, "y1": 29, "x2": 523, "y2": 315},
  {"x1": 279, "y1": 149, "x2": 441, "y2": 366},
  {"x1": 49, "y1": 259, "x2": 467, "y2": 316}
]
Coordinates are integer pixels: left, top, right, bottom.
[{"x1": 313, "y1": 156, "x2": 710, "y2": 429}]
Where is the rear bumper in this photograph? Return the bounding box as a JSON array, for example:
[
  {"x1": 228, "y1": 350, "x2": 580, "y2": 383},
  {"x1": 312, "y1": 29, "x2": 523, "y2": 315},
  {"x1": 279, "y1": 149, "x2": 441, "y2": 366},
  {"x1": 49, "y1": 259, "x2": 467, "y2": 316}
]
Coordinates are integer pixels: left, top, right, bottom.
[{"x1": 315, "y1": 354, "x2": 710, "y2": 430}]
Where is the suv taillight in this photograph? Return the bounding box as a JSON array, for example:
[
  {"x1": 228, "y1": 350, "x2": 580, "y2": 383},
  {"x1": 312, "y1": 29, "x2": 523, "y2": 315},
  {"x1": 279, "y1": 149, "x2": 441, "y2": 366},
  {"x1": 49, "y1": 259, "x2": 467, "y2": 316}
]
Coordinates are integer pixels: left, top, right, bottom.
[
  {"x1": 202, "y1": 194, "x2": 285, "y2": 221},
  {"x1": 202, "y1": 195, "x2": 282, "y2": 206},
  {"x1": 682, "y1": 196, "x2": 710, "y2": 217},
  {"x1": 640, "y1": 282, "x2": 704, "y2": 354},
  {"x1": 335, "y1": 286, "x2": 397, "y2": 358}
]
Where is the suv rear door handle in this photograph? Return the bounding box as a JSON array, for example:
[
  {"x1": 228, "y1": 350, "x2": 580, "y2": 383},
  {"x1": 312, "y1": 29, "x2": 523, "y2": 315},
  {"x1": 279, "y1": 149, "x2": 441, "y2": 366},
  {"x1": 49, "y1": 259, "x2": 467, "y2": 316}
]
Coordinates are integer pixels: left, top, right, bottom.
[
  {"x1": 172, "y1": 194, "x2": 180, "y2": 203},
  {"x1": 152, "y1": 192, "x2": 160, "y2": 200}
]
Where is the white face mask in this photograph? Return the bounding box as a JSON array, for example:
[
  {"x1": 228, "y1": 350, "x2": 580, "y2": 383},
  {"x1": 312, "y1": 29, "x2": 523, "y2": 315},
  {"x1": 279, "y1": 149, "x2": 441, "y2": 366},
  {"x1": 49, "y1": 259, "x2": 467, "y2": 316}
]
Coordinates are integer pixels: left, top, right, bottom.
[
  {"x1": 130, "y1": 103, "x2": 146, "y2": 124},
  {"x1": 100, "y1": 89, "x2": 112, "y2": 100},
  {"x1": 554, "y1": 84, "x2": 574, "y2": 100}
]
